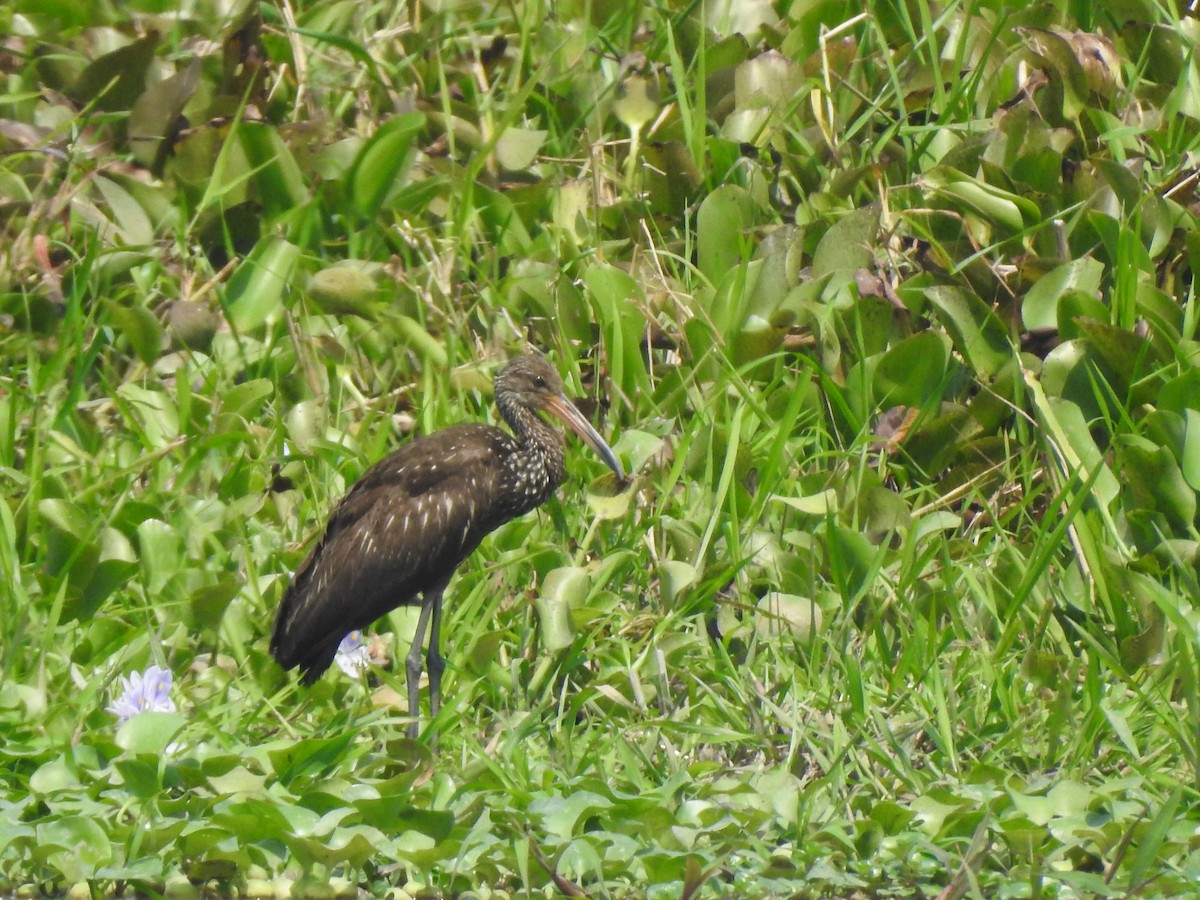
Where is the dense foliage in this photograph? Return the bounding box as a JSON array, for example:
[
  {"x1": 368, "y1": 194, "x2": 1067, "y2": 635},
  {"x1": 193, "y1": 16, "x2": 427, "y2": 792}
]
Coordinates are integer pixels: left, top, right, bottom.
[{"x1": 3, "y1": 0, "x2": 1200, "y2": 896}]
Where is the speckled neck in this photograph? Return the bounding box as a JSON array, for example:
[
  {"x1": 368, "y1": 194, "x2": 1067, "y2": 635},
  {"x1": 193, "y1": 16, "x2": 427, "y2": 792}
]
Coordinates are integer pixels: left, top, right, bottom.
[{"x1": 497, "y1": 394, "x2": 566, "y2": 503}]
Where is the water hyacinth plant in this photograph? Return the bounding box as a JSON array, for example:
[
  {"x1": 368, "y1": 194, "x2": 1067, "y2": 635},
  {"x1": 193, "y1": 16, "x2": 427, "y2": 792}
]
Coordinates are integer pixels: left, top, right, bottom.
[
  {"x1": 106, "y1": 665, "x2": 176, "y2": 726},
  {"x1": 334, "y1": 630, "x2": 370, "y2": 677}
]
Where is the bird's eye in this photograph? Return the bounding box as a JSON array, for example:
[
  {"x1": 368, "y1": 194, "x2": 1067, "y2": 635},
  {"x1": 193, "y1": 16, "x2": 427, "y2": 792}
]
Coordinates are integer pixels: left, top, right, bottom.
[{"x1": 533, "y1": 375, "x2": 546, "y2": 388}]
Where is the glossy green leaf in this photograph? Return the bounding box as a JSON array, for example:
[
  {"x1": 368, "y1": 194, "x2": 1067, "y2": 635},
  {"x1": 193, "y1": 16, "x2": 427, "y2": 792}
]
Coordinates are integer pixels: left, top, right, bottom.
[
  {"x1": 116, "y1": 384, "x2": 180, "y2": 446},
  {"x1": 107, "y1": 300, "x2": 163, "y2": 365},
  {"x1": 494, "y1": 127, "x2": 548, "y2": 171},
  {"x1": 812, "y1": 205, "x2": 879, "y2": 276},
  {"x1": 755, "y1": 592, "x2": 823, "y2": 640},
  {"x1": 1117, "y1": 436, "x2": 1196, "y2": 532},
  {"x1": 348, "y1": 112, "x2": 425, "y2": 219},
  {"x1": 224, "y1": 236, "x2": 301, "y2": 332},
  {"x1": 584, "y1": 263, "x2": 651, "y2": 400},
  {"x1": 115, "y1": 712, "x2": 187, "y2": 755},
  {"x1": 535, "y1": 567, "x2": 590, "y2": 652},
  {"x1": 697, "y1": 184, "x2": 756, "y2": 283},
  {"x1": 1021, "y1": 258, "x2": 1105, "y2": 331},
  {"x1": 924, "y1": 165, "x2": 1040, "y2": 233},
  {"x1": 924, "y1": 285, "x2": 1012, "y2": 379},
  {"x1": 69, "y1": 33, "x2": 158, "y2": 111},
  {"x1": 872, "y1": 332, "x2": 948, "y2": 407}
]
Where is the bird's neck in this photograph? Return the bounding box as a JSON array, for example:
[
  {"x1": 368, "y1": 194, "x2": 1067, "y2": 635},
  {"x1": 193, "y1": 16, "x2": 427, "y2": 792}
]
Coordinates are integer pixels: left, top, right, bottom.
[{"x1": 499, "y1": 400, "x2": 567, "y2": 495}]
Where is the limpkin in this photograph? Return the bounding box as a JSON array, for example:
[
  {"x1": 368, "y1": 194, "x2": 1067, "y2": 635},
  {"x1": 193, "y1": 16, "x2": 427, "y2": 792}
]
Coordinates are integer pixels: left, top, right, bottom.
[{"x1": 271, "y1": 354, "x2": 624, "y2": 737}]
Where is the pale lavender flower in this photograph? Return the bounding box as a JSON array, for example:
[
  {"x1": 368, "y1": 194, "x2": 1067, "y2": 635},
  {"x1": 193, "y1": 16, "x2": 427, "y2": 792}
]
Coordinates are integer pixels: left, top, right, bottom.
[
  {"x1": 108, "y1": 664, "x2": 176, "y2": 725},
  {"x1": 335, "y1": 630, "x2": 370, "y2": 677}
]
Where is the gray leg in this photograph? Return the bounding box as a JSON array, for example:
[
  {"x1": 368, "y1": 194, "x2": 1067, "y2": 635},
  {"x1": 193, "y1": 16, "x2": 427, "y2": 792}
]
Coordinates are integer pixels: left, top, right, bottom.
[
  {"x1": 406, "y1": 596, "x2": 436, "y2": 739},
  {"x1": 426, "y1": 588, "x2": 446, "y2": 736}
]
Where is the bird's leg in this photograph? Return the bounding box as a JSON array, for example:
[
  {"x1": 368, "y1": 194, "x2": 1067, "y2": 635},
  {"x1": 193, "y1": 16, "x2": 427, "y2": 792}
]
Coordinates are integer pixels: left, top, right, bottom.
[
  {"x1": 426, "y1": 586, "x2": 445, "y2": 724},
  {"x1": 405, "y1": 595, "x2": 436, "y2": 740}
]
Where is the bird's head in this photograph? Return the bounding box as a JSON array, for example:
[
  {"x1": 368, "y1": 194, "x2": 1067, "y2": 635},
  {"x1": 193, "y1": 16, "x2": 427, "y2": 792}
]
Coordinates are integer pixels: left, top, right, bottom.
[{"x1": 496, "y1": 354, "x2": 625, "y2": 481}]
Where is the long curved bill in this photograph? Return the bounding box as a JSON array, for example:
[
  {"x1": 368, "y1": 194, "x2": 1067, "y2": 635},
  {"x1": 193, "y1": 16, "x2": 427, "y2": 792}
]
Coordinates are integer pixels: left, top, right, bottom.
[{"x1": 543, "y1": 393, "x2": 626, "y2": 481}]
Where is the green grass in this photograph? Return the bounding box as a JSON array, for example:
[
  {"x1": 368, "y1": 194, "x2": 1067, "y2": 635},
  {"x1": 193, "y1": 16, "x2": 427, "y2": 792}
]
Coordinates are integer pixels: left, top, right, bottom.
[{"x1": 3, "y1": 0, "x2": 1200, "y2": 896}]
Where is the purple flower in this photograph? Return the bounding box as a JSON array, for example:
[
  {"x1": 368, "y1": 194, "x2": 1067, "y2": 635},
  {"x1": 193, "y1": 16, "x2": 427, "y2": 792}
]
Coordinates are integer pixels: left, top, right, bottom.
[
  {"x1": 108, "y1": 664, "x2": 176, "y2": 725},
  {"x1": 335, "y1": 630, "x2": 370, "y2": 677}
]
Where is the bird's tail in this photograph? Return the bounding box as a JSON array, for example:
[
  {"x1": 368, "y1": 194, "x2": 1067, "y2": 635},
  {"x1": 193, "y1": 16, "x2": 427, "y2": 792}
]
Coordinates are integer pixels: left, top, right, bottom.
[{"x1": 271, "y1": 585, "x2": 340, "y2": 684}]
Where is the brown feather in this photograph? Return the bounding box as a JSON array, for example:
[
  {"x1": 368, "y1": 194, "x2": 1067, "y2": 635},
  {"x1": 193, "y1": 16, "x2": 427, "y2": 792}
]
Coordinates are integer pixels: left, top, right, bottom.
[
  {"x1": 270, "y1": 424, "x2": 517, "y2": 680},
  {"x1": 269, "y1": 354, "x2": 625, "y2": 717}
]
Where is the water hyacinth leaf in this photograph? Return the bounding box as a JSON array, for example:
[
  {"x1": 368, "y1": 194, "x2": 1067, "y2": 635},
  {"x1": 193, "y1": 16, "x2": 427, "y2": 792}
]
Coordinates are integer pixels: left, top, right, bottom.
[
  {"x1": 214, "y1": 798, "x2": 314, "y2": 845},
  {"x1": 205, "y1": 765, "x2": 267, "y2": 796},
  {"x1": 611, "y1": 428, "x2": 664, "y2": 475},
  {"x1": 186, "y1": 580, "x2": 240, "y2": 632},
  {"x1": 353, "y1": 801, "x2": 454, "y2": 839},
  {"x1": 393, "y1": 315, "x2": 449, "y2": 368},
  {"x1": 535, "y1": 567, "x2": 590, "y2": 652},
  {"x1": 308, "y1": 264, "x2": 382, "y2": 318},
  {"x1": 1027, "y1": 384, "x2": 1121, "y2": 513},
  {"x1": 585, "y1": 474, "x2": 633, "y2": 519},
  {"x1": 30, "y1": 757, "x2": 78, "y2": 794},
  {"x1": 1120, "y1": 602, "x2": 1166, "y2": 671},
  {"x1": 285, "y1": 398, "x2": 328, "y2": 451},
  {"x1": 1073, "y1": 317, "x2": 1162, "y2": 399},
  {"x1": 495, "y1": 127, "x2": 547, "y2": 171},
  {"x1": 93, "y1": 176, "x2": 154, "y2": 246},
  {"x1": 734, "y1": 50, "x2": 803, "y2": 111},
  {"x1": 268, "y1": 731, "x2": 358, "y2": 785},
  {"x1": 584, "y1": 263, "x2": 650, "y2": 399},
  {"x1": 477, "y1": 185, "x2": 533, "y2": 254},
  {"x1": 773, "y1": 489, "x2": 838, "y2": 516},
  {"x1": 349, "y1": 111, "x2": 425, "y2": 219},
  {"x1": 557, "y1": 836, "x2": 606, "y2": 882},
  {"x1": 38, "y1": 497, "x2": 92, "y2": 542},
  {"x1": 642, "y1": 141, "x2": 702, "y2": 214},
  {"x1": 551, "y1": 179, "x2": 593, "y2": 246},
  {"x1": 116, "y1": 384, "x2": 179, "y2": 447},
  {"x1": 236, "y1": 123, "x2": 309, "y2": 217},
  {"x1": 755, "y1": 592, "x2": 823, "y2": 640},
  {"x1": 107, "y1": 300, "x2": 163, "y2": 365},
  {"x1": 857, "y1": 485, "x2": 912, "y2": 538},
  {"x1": 530, "y1": 790, "x2": 614, "y2": 840},
  {"x1": 114, "y1": 757, "x2": 163, "y2": 798},
  {"x1": 289, "y1": 826, "x2": 386, "y2": 867},
  {"x1": 184, "y1": 858, "x2": 240, "y2": 883},
  {"x1": 1160, "y1": 369, "x2": 1200, "y2": 415},
  {"x1": 1020, "y1": 258, "x2": 1105, "y2": 331},
  {"x1": 225, "y1": 237, "x2": 301, "y2": 332},
  {"x1": 697, "y1": 184, "x2": 756, "y2": 283},
  {"x1": 115, "y1": 711, "x2": 187, "y2": 755},
  {"x1": 872, "y1": 332, "x2": 948, "y2": 408},
  {"x1": 747, "y1": 225, "x2": 803, "y2": 318},
  {"x1": 812, "y1": 205, "x2": 879, "y2": 277},
  {"x1": 923, "y1": 166, "x2": 1039, "y2": 233},
  {"x1": 659, "y1": 560, "x2": 698, "y2": 604},
  {"x1": 1117, "y1": 438, "x2": 1196, "y2": 533},
  {"x1": 1181, "y1": 409, "x2": 1200, "y2": 491},
  {"x1": 924, "y1": 285, "x2": 1012, "y2": 379},
  {"x1": 76, "y1": 558, "x2": 137, "y2": 621},
  {"x1": 1053, "y1": 290, "x2": 1109, "y2": 342},
  {"x1": 825, "y1": 524, "x2": 881, "y2": 604},
  {"x1": 129, "y1": 59, "x2": 201, "y2": 170},
  {"x1": 69, "y1": 32, "x2": 158, "y2": 111},
  {"x1": 137, "y1": 518, "x2": 182, "y2": 595},
  {"x1": 37, "y1": 815, "x2": 113, "y2": 876},
  {"x1": 218, "y1": 378, "x2": 274, "y2": 422}
]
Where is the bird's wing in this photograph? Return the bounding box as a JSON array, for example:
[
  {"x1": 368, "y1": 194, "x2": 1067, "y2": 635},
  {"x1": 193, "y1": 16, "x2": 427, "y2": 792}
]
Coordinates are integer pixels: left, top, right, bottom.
[{"x1": 271, "y1": 425, "x2": 512, "y2": 678}]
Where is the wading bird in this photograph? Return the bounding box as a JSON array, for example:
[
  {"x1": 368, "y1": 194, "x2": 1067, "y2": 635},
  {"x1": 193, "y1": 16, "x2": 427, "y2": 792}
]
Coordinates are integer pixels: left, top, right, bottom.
[{"x1": 271, "y1": 354, "x2": 624, "y2": 737}]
